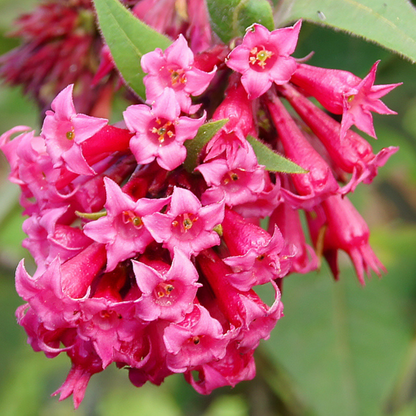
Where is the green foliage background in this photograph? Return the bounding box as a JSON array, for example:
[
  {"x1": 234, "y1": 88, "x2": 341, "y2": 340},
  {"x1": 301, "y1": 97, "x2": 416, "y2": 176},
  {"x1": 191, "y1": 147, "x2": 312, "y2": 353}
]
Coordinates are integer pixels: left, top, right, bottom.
[{"x1": 1, "y1": 1, "x2": 416, "y2": 415}]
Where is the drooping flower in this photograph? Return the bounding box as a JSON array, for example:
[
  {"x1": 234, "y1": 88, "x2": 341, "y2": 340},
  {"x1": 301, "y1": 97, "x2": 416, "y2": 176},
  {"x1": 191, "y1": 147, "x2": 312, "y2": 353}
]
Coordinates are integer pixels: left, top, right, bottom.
[
  {"x1": 266, "y1": 91, "x2": 340, "y2": 209},
  {"x1": 269, "y1": 199, "x2": 318, "y2": 274},
  {"x1": 226, "y1": 21, "x2": 301, "y2": 99},
  {"x1": 197, "y1": 248, "x2": 283, "y2": 351},
  {"x1": 291, "y1": 61, "x2": 401, "y2": 139},
  {"x1": 307, "y1": 194, "x2": 386, "y2": 284},
  {"x1": 278, "y1": 82, "x2": 399, "y2": 193}
]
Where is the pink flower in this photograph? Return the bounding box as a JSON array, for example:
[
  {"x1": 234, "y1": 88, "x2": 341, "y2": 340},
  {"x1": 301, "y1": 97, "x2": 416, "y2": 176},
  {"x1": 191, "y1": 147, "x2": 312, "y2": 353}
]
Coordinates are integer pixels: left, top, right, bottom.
[
  {"x1": 269, "y1": 200, "x2": 318, "y2": 274},
  {"x1": 197, "y1": 249, "x2": 282, "y2": 347},
  {"x1": 266, "y1": 92, "x2": 340, "y2": 209},
  {"x1": 291, "y1": 61, "x2": 401, "y2": 139},
  {"x1": 163, "y1": 304, "x2": 228, "y2": 372},
  {"x1": 124, "y1": 88, "x2": 205, "y2": 170},
  {"x1": 186, "y1": 0, "x2": 213, "y2": 53},
  {"x1": 185, "y1": 343, "x2": 256, "y2": 394},
  {"x1": 22, "y1": 206, "x2": 92, "y2": 267},
  {"x1": 77, "y1": 298, "x2": 144, "y2": 368},
  {"x1": 142, "y1": 187, "x2": 224, "y2": 257},
  {"x1": 53, "y1": 338, "x2": 103, "y2": 409},
  {"x1": 307, "y1": 194, "x2": 386, "y2": 284},
  {"x1": 132, "y1": 0, "x2": 177, "y2": 35},
  {"x1": 83, "y1": 177, "x2": 171, "y2": 272},
  {"x1": 197, "y1": 145, "x2": 266, "y2": 208},
  {"x1": 279, "y1": 82, "x2": 399, "y2": 193},
  {"x1": 141, "y1": 34, "x2": 216, "y2": 112},
  {"x1": 222, "y1": 209, "x2": 292, "y2": 290},
  {"x1": 132, "y1": 248, "x2": 201, "y2": 321},
  {"x1": 42, "y1": 84, "x2": 108, "y2": 175},
  {"x1": 204, "y1": 79, "x2": 255, "y2": 163},
  {"x1": 226, "y1": 21, "x2": 301, "y2": 99}
]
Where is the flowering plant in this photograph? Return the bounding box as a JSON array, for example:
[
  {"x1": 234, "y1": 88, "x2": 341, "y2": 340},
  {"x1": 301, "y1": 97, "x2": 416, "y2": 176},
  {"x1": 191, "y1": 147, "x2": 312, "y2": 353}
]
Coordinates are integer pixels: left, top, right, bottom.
[{"x1": 0, "y1": 0, "x2": 413, "y2": 413}]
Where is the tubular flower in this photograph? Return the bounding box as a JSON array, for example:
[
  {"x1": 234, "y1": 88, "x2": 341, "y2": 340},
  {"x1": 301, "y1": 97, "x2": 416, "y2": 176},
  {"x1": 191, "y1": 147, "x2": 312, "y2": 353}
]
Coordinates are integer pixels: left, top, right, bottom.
[
  {"x1": 290, "y1": 61, "x2": 401, "y2": 139},
  {"x1": 0, "y1": 11, "x2": 399, "y2": 409},
  {"x1": 307, "y1": 195, "x2": 386, "y2": 285}
]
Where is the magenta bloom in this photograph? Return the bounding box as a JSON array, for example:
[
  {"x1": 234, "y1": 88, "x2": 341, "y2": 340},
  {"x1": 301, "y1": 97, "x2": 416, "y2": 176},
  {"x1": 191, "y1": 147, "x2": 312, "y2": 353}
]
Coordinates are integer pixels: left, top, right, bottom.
[
  {"x1": 163, "y1": 304, "x2": 228, "y2": 372},
  {"x1": 226, "y1": 21, "x2": 301, "y2": 99},
  {"x1": 204, "y1": 80, "x2": 255, "y2": 163},
  {"x1": 42, "y1": 84, "x2": 108, "y2": 175},
  {"x1": 269, "y1": 200, "x2": 318, "y2": 274},
  {"x1": 266, "y1": 93, "x2": 340, "y2": 209},
  {"x1": 291, "y1": 61, "x2": 401, "y2": 139},
  {"x1": 141, "y1": 34, "x2": 216, "y2": 112},
  {"x1": 124, "y1": 88, "x2": 205, "y2": 170},
  {"x1": 143, "y1": 187, "x2": 224, "y2": 257},
  {"x1": 83, "y1": 177, "x2": 171, "y2": 271},
  {"x1": 185, "y1": 343, "x2": 256, "y2": 395},
  {"x1": 132, "y1": 248, "x2": 201, "y2": 321},
  {"x1": 222, "y1": 209, "x2": 291, "y2": 290},
  {"x1": 22, "y1": 206, "x2": 92, "y2": 268},
  {"x1": 307, "y1": 195, "x2": 386, "y2": 284},
  {"x1": 279, "y1": 82, "x2": 399, "y2": 192},
  {"x1": 197, "y1": 145, "x2": 266, "y2": 208}
]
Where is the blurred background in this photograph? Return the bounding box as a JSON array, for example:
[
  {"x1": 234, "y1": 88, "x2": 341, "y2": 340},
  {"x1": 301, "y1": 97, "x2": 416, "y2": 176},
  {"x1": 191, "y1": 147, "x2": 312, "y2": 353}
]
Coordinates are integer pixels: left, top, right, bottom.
[{"x1": 1, "y1": 1, "x2": 416, "y2": 415}]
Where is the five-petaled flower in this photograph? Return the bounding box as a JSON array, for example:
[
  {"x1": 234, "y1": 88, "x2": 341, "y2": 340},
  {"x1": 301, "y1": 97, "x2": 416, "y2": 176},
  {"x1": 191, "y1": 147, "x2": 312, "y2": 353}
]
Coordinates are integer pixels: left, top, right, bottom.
[{"x1": 226, "y1": 21, "x2": 302, "y2": 99}]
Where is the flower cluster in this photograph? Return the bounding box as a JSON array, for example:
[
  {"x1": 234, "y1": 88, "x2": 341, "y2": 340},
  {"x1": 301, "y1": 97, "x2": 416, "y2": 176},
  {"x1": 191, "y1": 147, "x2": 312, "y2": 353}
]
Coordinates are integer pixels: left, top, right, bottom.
[{"x1": 0, "y1": 3, "x2": 399, "y2": 408}]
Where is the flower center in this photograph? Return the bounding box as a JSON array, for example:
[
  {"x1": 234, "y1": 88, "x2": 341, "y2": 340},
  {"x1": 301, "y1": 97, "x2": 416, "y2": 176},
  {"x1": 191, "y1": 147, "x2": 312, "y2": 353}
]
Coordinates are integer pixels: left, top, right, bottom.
[
  {"x1": 155, "y1": 282, "x2": 175, "y2": 298},
  {"x1": 123, "y1": 210, "x2": 143, "y2": 228},
  {"x1": 95, "y1": 309, "x2": 121, "y2": 330},
  {"x1": 249, "y1": 46, "x2": 274, "y2": 70},
  {"x1": 169, "y1": 68, "x2": 187, "y2": 87},
  {"x1": 150, "y1": 118, "x2": 175, "y2": 145},
  {"x1": 347, "y1": 94, "x2": 356, "y2": 103},
  {"x1": 171, "y1": 212, "x2": 198, "y2": 234},
  {"x1": 222, "y1": 171, "x2": 240, "y2": 185},
  {"x1": 191, "y1": 336, "x2": 201, "y2": 345},
  {"x1": 66, "y1": 127, "x2": 75, "y2": 140}
]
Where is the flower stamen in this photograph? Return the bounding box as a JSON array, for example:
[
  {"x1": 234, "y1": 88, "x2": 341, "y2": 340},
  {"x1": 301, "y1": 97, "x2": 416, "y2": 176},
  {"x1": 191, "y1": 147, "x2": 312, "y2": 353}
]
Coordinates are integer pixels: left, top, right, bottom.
[
  {"x1": 66, "y1": 127, "x2": 75, "y2": 140},
  {"x1": 249, "y1": 46, "x2": 274, "y2": 69}
]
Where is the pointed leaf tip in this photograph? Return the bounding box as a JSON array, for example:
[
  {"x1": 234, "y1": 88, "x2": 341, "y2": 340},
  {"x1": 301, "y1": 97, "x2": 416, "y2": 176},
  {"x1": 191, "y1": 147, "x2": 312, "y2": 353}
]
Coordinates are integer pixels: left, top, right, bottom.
[
  {"x1": 184, "y1": 119, "x2": 229, "y2": 173},
  {"x1": 246, "y1": 135, "x2": 308, "y2": 173},
  {"x1": 93, "y1": 0, "x2": 172, "y2": 98}
]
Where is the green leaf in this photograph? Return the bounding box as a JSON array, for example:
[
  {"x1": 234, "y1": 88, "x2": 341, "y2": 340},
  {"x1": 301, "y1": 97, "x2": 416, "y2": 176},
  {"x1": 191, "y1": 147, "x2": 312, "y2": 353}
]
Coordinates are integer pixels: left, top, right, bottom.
[
  {"x1": 206, "y1": 0, "x2": 274, "y2": 44},
  {"x1": 183, "y1": 119, "x2": 229, "y2": 173},
  {"x1": 275, "y1": 0, "x2": 416, "y2": 63},
  {"x1": 246, "y1": 135, "x2": 307, "y2": 173},
  {"x1": 93, "y1": 0, "x2": 172, "y2": 98}
]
